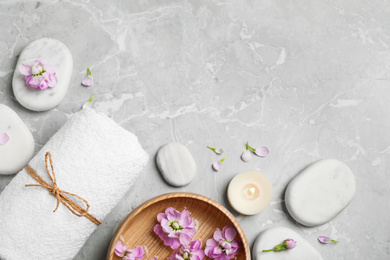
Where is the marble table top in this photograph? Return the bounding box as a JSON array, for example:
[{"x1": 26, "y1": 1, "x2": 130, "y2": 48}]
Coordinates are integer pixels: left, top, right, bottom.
[{"x1": 0, "y1": 1, "x2": 389, "y2": 259}]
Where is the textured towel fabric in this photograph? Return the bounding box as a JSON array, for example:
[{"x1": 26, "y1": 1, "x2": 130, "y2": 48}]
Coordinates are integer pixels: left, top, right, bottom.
[{"x1": 0, "y1": 108, "x2": 149, "y2": 260}]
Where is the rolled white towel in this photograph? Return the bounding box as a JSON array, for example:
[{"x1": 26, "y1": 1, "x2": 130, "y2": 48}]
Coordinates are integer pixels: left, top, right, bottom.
[{"x1": 0, "y1": 107, "x2": 149, "y2": 260}]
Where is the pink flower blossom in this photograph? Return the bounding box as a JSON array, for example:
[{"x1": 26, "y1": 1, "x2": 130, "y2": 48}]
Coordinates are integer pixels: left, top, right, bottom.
[
  {"x1": 82, "y1": 68, "x2": 93, "y2": 86},
  {"x1": 262, "y1": 238, "x2": 297, "y2": 252},
  {"x1": 19, "y1": 60, "x2": 57, "y2": 90},
  {"x1": 0, "y1": 132, "x2": 10, "y2": 145},
  {"x1": 114, "y1": 240, "x2": 145, "y2": 260},
  {"x1": 154, "y1": 207, "x2": 196, "y2": 250},
  {"x1": 205, "y1": 226, "x2": 241, "y2": 259},
  {"x1": 168, "y1": 240, "x2": 205, "y2": 260},
  {"x1": 318, "y1": 236, "x2": 339, "y2": 244}
]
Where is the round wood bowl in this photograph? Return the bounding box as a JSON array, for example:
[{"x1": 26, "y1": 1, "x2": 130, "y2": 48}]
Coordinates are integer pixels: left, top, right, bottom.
[{"x1": 107, "y1": 192, "x2": 250, "y2": 259}]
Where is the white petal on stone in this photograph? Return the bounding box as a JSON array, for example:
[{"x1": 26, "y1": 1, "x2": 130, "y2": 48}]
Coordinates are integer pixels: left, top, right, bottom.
[
  {"x1": 252, "y1": 227, "x2": 323, "y2": 260},
  {"x1": 0, "y1": 104, "x2": 34, "y2": 175},
  {"x1": 156, "y1": 143, "x2": 197, "y2": 187},
  {"x1": 285, "y1": 159, "x2": 356, "y2": 227},
  {"x1": 12, "y1": 38, "x2": 73, "y2": 111}
]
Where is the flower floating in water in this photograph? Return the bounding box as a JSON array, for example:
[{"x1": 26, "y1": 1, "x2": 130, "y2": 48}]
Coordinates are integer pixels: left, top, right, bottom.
[
  {"x1": 154, "y1": 207, "x2": 196, "y2": 250},
  {"x1": 205, "y1": 226, "x2": 241, "y2": 259},
  {"x1": 82, "y1": 68, "x2": 93, "y2": 86},
  {"x1": 0, "y1": 132, "x2": 10, "y2": 145},
  {"x1": 241, "y1": 142, "x2": 251, "y2": 162},
  {"x1": 318, "y1": 236, "x2": 339, "y2": 244},
  {"x1": 262, "y1": 238, "x2": 297, "y2": 252},
  {"x1": 19, "y1": 60, "x2": 58, "y2": 90},
  {"x1": 212, "y1": 155, "x2": 228, "y2": 171},
  {"x1": 207, "y1": 146, "x2": 223, "y2": 155},
  {"x1": 114, "y1": 240, "x2": 145, "y2": 260},
  {"x1": 168, "y1": 240, "x2": 205, "y2": 260}
]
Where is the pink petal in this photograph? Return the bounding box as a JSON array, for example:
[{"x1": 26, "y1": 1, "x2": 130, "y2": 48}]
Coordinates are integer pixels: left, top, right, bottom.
[
  {"x1": 179, "y1": 232, "x2": 192, "y2": 245},
  {"x1": 157, "y1": 212, "x2": 166, "y2": 223},
  {"x1": 255, "y1": 146, "x2": 269, "y2": 157},
  {"x1": 82, "y1": 76, "x2": 93, "y2": 86},
  {"x1": 181, "y1": 208, "x2": 191, "y2": 217},
  {"x1": 164, "y1": 236, "x2": 181, "y2": 249},
  {"x1": 223, "y1": 226, "x2": 236, "y2": 241},
  {"x1": 213, "y1": 229, "x2": 223, "y2": 242},
  {"x1": 131, "y1": 245, "x2": 145, "y2": 259},
  {"x1": 241, "y1": 150, "x2": 251, "y2": 162},
  {"x1": 190, "y1": 240, "x2": 202, "y2": 251},
  {"x1": 19, "y1": 64, "x2": 32, "y2": 75},
  {"x1": 114, "y1": 241, "x2": 126, "y2": 257},
  {"x1": 206, "y1": 238, "x2": 219, "y2": 247},
  {"x1": 318, "y1": 236, "x2": 330, "y2": 244},
  {"x1": 151, "y1": 257, "x2": 159, "y2": 260},
  {"x1": 180, "y1": 215, "x2": 192, "y2": 228},
  {"x1": 212, "y1": 162, "x2": 221, "y2": 171},
  {"x1": 0, "y1": 132, "x2": 10, "y2": 145}
]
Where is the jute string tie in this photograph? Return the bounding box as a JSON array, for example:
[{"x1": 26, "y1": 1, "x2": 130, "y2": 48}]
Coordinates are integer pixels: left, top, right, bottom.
[{"x1": 25, "y1": 152, "x2": 102, "y2": 225}]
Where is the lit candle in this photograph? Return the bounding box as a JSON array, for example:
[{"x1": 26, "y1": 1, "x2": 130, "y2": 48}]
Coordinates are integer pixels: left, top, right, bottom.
[{"x1": 227, "y1": 170, "x2": 272, "y2": 215}]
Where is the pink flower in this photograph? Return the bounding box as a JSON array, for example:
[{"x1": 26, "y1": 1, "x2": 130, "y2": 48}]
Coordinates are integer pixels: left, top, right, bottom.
[
  {"x1": 168, "y1": 240, "x2": 205, "y2": 260},
  {"x1": 82, "y1": 68, "x2": 93, "y2": 86},
  {"x1": 114, "y1": 240, "x2": 145, "y2": 260},
  {"x1": 205, "y1": 226, "x2": 241, "y2": 259},
  {"x1": 212, "y1": 155, "x2": 228, "y2": 171},
  {"x1": 19, "y1": 60, "x2": 58, "y2": 90},
  {"x1": 318, "y1": 236, "x2": 339, "y2": 244},
  {"x1": 0, "y1": 132, "x2": 10, "y2": 145},
  {"x1": 154, "y1": 207, "x2": 196, "y2": 250},
  {"x1": 262, "y1": 238, "x2": 297, "y2": 252}
]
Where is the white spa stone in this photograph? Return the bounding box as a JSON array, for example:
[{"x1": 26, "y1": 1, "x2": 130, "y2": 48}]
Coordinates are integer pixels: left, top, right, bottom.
[
  {"x1": 0, "y1": 104, "x2": 34, "y2": 175},
  {"x1": 285, "y1": 159, "x2": 356, "y2": 227},
  {"x1": 252, "y1": 227, "x2": 323, "y2": 260},
  {"x1": 12, "y1": 38, "x2": 73, "y2": 111},
  {"x1": 156, "y1": 143, "x2": 197, "y2": 187}
]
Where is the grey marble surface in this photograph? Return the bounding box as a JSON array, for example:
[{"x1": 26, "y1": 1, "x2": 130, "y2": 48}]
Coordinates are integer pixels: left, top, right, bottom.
[{"x1": 0, "y1": 1, "x2": 389, "y2": 259}]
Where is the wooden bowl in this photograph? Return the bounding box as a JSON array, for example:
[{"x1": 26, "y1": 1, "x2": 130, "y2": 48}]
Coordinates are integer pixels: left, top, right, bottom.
[{"x1": 107, "y1": 192, "x2": 250, "y2": 259}]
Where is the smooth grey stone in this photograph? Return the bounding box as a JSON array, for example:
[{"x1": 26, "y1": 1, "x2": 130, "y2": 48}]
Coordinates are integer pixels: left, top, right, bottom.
[
  {"x1": 0, "y1": 104, "x2": 34, "y2": 175},
  {"x1": 252, "y1": 227, "x2": 323, "y2": 260},
  {"x1": 156, "y1": 143, "x2": 197, "y2": 187},
  {"x1": 285, "y1": 159, "x2": 356, "y2": 227}
]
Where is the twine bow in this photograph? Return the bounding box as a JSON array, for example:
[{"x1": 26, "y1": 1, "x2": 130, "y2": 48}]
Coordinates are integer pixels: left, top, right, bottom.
[{"x1": 25, "y1": 152, "x2": 102, "y2": 225}]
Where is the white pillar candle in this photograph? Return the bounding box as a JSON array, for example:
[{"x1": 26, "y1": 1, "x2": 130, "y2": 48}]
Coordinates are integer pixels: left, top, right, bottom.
[{"x1": 227, "y1": 170, "x2": 272, "y2": 215}]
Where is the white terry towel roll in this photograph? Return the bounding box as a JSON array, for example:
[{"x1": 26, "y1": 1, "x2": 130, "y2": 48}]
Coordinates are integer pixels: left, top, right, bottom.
[{"x1": 0, "y1": 107, "x2": 149, "y2": 260}]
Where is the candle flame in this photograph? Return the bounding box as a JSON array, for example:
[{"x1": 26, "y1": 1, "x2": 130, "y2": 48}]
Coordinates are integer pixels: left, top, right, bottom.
[{"x1": 249, "y1": 187, "x2": 256, "y2": 195}]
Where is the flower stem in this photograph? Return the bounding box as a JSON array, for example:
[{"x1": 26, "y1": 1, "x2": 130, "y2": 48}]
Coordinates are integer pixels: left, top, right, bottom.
[
  {"x1": 262, "y1": 249, "x2": 274, "y2": 252},
  {"x1": 88, "y1": 94, "x2": 95, "y2": 103},
  {"x1": 207, "y1": 146, "x2": 216, "y2": 152},
  {"x1": 247, "y1": 144, "x2": 256, "y2": 152},
  {"x1": 246, "y1": 142, "x2": 249, "y2": 151},
  {"x1": 220, "y1": 155, "x2": 228, "y2": 163},
  {"x1": 331, "y1": 239, "x2": 339, "y2": 243},
  {"x1": 87, "y1": 68, "x2": 92, "y2": 76}
]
